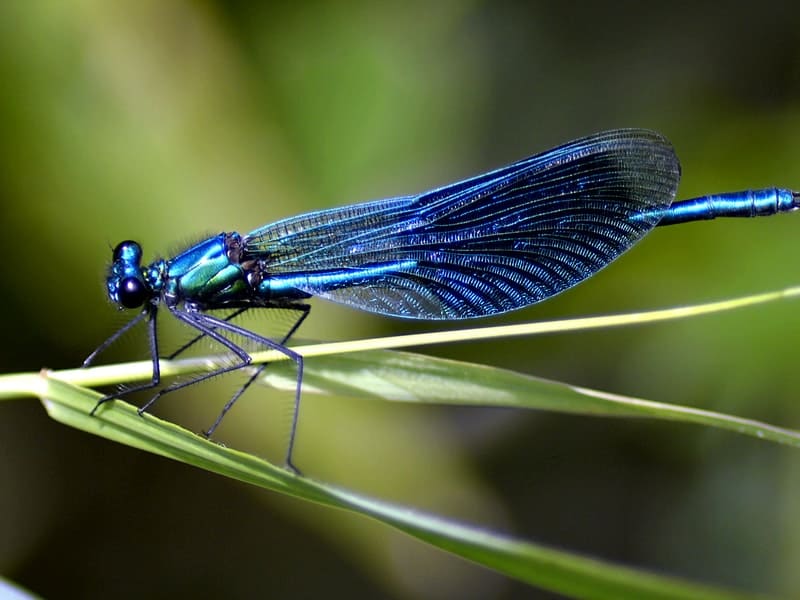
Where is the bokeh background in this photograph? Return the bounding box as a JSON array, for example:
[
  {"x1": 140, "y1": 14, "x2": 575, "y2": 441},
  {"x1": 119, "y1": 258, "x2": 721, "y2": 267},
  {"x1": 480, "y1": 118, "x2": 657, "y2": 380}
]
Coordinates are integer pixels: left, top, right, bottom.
[{"x1": 2, "y1": 2, "x2": 800, "y2": 598}]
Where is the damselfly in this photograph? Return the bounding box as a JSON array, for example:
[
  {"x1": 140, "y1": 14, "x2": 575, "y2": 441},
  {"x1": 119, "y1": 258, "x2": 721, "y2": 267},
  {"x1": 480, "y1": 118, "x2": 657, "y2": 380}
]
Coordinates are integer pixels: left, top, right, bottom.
[{"x1": 85, "y1": 129, "x2": 798, "y2": 473}]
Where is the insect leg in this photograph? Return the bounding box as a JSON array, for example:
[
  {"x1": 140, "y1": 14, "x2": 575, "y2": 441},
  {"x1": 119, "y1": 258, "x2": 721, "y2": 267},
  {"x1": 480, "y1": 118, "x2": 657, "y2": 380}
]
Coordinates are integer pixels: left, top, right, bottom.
[{"x1": 90, "y1": 305, "x2": 160, "y2": 415}]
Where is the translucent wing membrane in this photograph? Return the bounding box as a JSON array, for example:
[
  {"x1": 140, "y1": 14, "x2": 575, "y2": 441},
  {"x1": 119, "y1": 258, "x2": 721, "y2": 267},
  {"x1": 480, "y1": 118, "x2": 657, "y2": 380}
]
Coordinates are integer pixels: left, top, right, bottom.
[{"x1": 244, "y1": 129, "x2": 681, "y2": 319}]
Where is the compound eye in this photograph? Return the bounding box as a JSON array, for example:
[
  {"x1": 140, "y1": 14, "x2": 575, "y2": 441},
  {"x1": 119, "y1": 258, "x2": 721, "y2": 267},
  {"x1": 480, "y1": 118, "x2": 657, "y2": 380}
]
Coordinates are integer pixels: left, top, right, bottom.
[{"x1": 118, "y1": 277, "x2": 148, "y2": 308}]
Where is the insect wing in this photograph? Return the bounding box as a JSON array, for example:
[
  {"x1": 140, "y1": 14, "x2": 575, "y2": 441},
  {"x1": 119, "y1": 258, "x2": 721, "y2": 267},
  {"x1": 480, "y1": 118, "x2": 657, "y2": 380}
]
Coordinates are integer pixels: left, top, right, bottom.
[{"x1": 245, "y1": 129, "x2": 681, "y2": 319}]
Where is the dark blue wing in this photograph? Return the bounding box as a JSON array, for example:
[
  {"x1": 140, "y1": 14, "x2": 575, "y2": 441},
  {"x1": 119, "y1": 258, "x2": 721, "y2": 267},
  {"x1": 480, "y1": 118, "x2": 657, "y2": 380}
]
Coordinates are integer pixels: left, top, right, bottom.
[{"x1": 244, "y1": 129, "x2": 681, "y2": 319}]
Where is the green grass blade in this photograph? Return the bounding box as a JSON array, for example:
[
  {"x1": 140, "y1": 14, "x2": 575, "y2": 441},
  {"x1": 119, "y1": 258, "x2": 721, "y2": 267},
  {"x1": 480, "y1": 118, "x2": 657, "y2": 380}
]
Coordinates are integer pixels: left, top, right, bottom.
[
  {"x1": 34, "y1": 373, "x2": 767, "y2": 600},
  {"x1": 260, "y1": 349, "x2": 800, "y2": 449},
  {"x1": 48, "y1": 284, "x2": 800, "y2": 391},
  {"x1": 2, "y1": 288, "x2": 796, "y2": 597}
]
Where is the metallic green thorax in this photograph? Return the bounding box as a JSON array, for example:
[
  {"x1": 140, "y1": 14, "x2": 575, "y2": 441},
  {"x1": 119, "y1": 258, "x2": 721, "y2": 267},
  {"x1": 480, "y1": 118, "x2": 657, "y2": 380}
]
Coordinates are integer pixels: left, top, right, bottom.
[{"x1": 162, "y1": 233, "x2": 251, "y2": 308}]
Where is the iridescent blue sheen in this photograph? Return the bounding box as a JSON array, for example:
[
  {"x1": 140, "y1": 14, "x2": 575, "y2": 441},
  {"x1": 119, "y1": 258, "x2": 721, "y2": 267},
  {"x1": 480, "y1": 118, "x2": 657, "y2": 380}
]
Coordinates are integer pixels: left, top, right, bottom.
[
  {"x1": 247, "y1": 129, "x2": 681, "y2": 318},
  {"x1": 656, "y1": 188, "x2": 798, "y2": 225},
  {"x1": 85, "y1": 128, "x2": 799, "y2": 472}
]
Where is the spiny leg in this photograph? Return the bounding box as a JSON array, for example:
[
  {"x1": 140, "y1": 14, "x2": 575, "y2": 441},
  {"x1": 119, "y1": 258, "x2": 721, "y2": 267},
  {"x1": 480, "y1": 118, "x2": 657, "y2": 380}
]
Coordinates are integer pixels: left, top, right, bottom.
[
  {"x1": 83, "y1": 309, "x2": 148, "y2": 367},
  {"x1": 90, "y1": 305, "x2": 246, "y2": 416},
  {"x1": 175, "y1": 310, "x2": 306, "y2": 473},
  {"x1": 138, "y1": 305, "x2": 305, "y2": 410},
  {"x1": 90, "y1": 305, "x2": 161, "y2": 415},
  {"x1": 166, "y1": 307, "x2": 249, "y2": 360},
  {"x1": 205, "y1": 304, "x2": 310, "y2": 436},
  {"x1": 105, "y1": 303, "x2": 309, "y2": 473},
  {"x1": 203, "y1": 304, "x2": 310, "y2": 469},
  {"x1": 136, "y1": 308, "x2": 256, "y2": 414}
]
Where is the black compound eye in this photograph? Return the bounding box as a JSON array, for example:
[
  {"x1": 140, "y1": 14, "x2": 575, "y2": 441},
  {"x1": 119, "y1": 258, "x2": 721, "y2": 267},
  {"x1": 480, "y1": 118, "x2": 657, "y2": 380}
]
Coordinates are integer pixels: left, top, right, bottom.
[{"x1": 118, "y1": 277, "x2": 148, "y2": 309}]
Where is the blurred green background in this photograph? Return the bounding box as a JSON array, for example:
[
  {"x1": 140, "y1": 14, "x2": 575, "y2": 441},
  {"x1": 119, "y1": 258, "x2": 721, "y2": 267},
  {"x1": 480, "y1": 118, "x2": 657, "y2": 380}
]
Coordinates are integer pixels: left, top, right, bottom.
[{"x1": 2, "y1": 2, "x2": 800, "y2": 598}]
